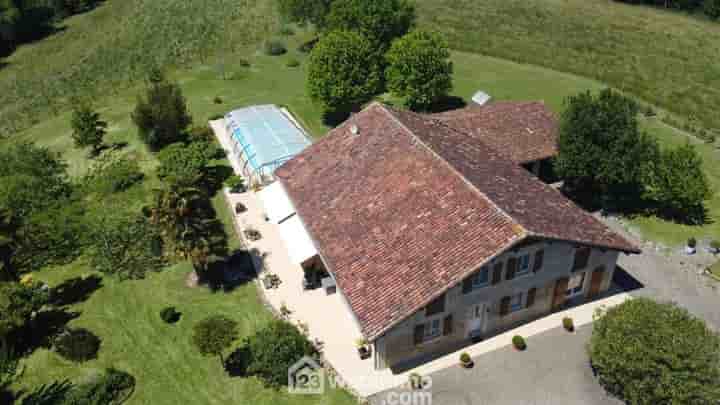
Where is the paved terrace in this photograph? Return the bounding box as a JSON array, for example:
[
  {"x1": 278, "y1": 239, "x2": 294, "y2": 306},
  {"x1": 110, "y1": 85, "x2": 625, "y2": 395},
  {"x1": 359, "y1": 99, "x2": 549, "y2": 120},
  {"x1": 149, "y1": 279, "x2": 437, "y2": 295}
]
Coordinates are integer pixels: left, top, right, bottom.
[{"x1": 211, "y1": 119, "x2": 634, "y2": 398}]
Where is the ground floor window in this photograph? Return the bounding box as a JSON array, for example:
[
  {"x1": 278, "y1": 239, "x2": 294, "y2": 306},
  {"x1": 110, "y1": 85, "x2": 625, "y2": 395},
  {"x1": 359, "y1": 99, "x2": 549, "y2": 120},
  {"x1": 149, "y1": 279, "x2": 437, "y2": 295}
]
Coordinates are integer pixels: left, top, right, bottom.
[
  {"x1": 423, "y1": 319, "x2": 442, "y2": 341},
  {"x1": 509, "y1": 293, "x2": 524, "y2": 312},
  {"x1": 566, "y1": 271, "x2": 586, "y2": 298}
]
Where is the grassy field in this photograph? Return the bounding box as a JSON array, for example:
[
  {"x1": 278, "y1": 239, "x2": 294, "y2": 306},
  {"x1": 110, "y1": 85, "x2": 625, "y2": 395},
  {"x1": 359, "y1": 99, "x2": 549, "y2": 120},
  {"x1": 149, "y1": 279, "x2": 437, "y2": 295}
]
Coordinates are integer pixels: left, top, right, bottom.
[
  {"x1": 416, "y1": 0, "x2": 720, "y2": 131},
  {"x1": 0, "y1": 0, "x2": 278, "y2": 135},
  {"x1": 627, "y1": 118, "x2": 720, "y2": 245},
  {"x1": 7, "y1": 6, "x2": 720, "y2": 402}
]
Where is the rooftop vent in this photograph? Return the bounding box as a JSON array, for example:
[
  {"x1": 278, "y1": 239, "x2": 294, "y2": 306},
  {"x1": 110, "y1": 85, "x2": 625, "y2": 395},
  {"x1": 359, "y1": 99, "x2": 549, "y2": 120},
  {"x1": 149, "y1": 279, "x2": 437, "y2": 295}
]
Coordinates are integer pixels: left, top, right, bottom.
[{"x1": 349, "y1": 124, "x2": 359, "y2": 136}]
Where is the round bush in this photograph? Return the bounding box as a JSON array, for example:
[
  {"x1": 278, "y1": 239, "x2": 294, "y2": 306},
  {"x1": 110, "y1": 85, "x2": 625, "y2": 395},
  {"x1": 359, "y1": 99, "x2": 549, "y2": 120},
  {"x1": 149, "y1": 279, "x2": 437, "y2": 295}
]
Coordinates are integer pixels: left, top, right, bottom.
[
  {"x1": 286, "y1": 58, "x2": 300, "y2": 68},
  {"x1": 263, "y1": 40, "x2": 287, "y2": 56},
  {"x1": 512, "y1": 335, "x2": 526, "y2": 351},
  {"x1": 54, "y1": 328, "x2": 101, "y2": 362},
  {"x1": 160, "y1": 306, "x2": 181, "y2": 324},
  {"x1": 562, "y1": 317, "x2": 574, "y2": 332},
  {"x1": 590, "y1": 298, "x2": 720, "y2": 404},
  {"x1": 238, "y1": 319, "x2": 316, "y2": 387}
]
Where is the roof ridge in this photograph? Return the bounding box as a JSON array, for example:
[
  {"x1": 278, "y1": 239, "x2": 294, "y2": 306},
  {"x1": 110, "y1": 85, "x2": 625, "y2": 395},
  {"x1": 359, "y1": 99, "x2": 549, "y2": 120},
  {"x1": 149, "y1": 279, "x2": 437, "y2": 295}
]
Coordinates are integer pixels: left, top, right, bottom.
[
  {"x1": 421, "y1": 110, "x2": 639, "y2": 253},
  {"x1": 379, "y1": 104, "x2": 527, "y2": 236}
]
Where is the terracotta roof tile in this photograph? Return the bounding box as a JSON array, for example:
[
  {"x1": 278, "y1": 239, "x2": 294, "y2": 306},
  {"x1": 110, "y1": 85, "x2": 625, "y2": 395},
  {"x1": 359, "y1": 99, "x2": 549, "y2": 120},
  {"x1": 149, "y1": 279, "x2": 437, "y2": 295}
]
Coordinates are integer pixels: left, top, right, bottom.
[
  {"x1": 276, "y1": 102, "x2": 639, "y2": 341},
  {"x1": 432, "y1": 101, "x2": 558, "y2": 164}
]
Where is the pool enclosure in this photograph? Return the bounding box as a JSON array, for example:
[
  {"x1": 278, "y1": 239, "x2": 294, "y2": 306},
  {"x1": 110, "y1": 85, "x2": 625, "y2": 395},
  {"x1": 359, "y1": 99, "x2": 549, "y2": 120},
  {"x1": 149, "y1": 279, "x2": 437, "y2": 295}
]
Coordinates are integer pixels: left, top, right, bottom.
[{"x1": 225, "y1": 105, "x2": 311, "y2": 185}]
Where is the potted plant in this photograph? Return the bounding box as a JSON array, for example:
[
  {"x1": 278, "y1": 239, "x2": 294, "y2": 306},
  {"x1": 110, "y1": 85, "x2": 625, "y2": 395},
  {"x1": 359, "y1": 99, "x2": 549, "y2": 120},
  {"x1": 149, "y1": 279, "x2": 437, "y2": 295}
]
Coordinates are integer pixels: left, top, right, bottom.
[
  {"x1": 459, "y1": 352, "x2": 473, "y2": 368},
  {"x1": 356, "y1": 338, "x2": 371, "y2": 360},
  {"x1": 710, "y1": 240, "x2": 720, "y2": 255},
  {"x1": 686, "y1": 237, "x2": 697, "y2": 255},
  {"x1": 226, "y1": 176, "x2": 246, "y2": 193},
  {"x1": 512, "y1": 335, "x2": 527, "y2": 351},
  {"x1": 244, "y1": 228, "x2": 262, "y2": 241},
  {"x1": 409, "y1": 372, "x2": 423, "y2": 390},
  {"x1": 563, "y1": 317, "x2": 574, "y2": 332}
]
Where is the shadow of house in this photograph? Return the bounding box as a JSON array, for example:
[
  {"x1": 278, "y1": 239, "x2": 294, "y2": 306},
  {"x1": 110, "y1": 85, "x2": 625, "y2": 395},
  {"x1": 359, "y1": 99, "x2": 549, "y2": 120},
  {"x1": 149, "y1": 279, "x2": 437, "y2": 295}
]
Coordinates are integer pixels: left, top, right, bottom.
[{"x1": 427, "y1": 96, "x2": 467, "y2": 113}]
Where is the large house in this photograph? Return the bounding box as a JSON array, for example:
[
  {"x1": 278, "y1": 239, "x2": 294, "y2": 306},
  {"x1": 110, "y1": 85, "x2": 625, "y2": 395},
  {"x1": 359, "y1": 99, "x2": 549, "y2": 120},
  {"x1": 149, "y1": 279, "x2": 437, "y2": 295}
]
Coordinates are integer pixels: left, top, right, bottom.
[{"x1": 272, "y1": 101, "x2": 640, "y2": 371}]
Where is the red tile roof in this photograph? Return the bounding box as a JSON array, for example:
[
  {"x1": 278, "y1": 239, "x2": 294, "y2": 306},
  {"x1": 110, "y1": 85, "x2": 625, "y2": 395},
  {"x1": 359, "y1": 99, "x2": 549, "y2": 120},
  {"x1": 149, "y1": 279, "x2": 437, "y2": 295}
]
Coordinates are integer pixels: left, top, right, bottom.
[
  {"x1": 432, "y1": 101, "x2": 558, "y2": 164},
  {"x1": 275, "y1": 102, "x2": 639, "y2": 341}
]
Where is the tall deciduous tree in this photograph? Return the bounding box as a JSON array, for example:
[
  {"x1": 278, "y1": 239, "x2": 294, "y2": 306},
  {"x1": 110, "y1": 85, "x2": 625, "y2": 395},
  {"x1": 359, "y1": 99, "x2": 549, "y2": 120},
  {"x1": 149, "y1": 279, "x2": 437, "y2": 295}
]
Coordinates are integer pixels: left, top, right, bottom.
[
  {"x1": 277, "y1": 0, "x2": 332, "y2": 28},
  {"x1": 70, "y1": 101, "x2": 107, "y2": 157},
  {"x1": 325, "y1": 0, "x2": 415, "y2": 53},
  {"x1": 156, "y1": 142, "x2": 213, "y2": 187},
  {"x1": 643, "y1": 143, "x2": 711, "y2": 223},
  {"x1": 590, "y1": 298, "x2": 720, "y2": 404},
  {"x1": 132, "y1": 73, "x2": 192, "y2": 151},
  {"x1": 307, "y1": 30, "x2": 381, "y2": 118},
  {"x1": 386, "y1": 30, "x2": 453, "y2": 111},
  {"x1": 554, "y1": 89, "x2": 657, "y2": 194}
]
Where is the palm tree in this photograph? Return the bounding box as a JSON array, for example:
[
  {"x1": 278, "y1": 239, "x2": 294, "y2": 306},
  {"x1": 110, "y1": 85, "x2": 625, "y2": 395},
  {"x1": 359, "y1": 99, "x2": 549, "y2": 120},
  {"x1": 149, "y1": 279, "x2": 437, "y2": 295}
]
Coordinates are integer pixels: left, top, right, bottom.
[{"x1": 145, "y1": 185, "x2": 213, "y2": 267}]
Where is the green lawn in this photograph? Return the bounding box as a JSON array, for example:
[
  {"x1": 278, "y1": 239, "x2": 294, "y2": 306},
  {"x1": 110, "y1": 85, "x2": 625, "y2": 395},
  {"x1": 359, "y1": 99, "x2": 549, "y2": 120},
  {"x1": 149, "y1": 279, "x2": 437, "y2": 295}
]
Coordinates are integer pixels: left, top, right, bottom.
[
  {"x1": 417, "y1": 0, "x2": 720, "y2": 131},
  {"x1": 626, "y1": 118, "x2": 720, "y2": 246}
]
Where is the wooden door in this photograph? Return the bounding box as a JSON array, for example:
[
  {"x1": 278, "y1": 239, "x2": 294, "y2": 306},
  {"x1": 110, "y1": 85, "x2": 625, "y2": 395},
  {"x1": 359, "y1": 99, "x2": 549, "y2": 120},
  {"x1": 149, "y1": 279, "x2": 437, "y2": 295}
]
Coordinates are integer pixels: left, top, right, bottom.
[
  {"x1": 552, "y1": 277, "x2": 569, "y2": 310},
  {"x1": 587, "y1": 267, "x2": 605, "y2": 299}
]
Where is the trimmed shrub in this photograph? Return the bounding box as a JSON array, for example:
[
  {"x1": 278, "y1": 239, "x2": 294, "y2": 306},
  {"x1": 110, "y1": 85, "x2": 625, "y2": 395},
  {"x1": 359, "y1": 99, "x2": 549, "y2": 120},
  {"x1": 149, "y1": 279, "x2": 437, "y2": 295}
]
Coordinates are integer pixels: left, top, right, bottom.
[
  {"x1": 589, "y1": 298, "x2": 720, "y2": 404},
  {"x1": 160, "y1": 307, "x2": 181, "y2": 324},
  {"x1": 263, "y1": 40, "x2": 287, "y2": 56},
  {"x1": 710, "y1": 239, "x2": 720, "y2": 253},
  {"x1": 563, "y1": 317, "x2": 574, "y2": 332},
  {"x1": 459, "y1": 352, "x2": 472, "y2": 368},
  {"x1": 213, "y1": 96, "x2": 223, "y2": 104},
  {"x1": 688, "y1": 237, "x2": 697, "y2": 248},
  {"x1": 54, "y1": 328, "x2": 101, "y2": 362},
  {"x1": 234, "y1": 319, "x2": 316, "y2": 387},
  {"x1": 286, "y1": 58, "x2": 300, "y2": 68},
  {"x1": 237, "y1": 59, "x2": 251, "y2": 67},
  {"x1": 512, "y1": 335, "x2": 526, "y2": 351}
]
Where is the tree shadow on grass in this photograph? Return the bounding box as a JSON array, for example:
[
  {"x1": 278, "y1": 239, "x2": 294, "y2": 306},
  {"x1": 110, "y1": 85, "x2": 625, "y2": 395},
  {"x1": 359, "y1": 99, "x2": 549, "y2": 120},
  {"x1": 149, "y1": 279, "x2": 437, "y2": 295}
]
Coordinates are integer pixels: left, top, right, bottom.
[
  {"x1": 561, "y1": 183, "x2": 712, "y2": 226},
  {"x1": 15, "y1": 380, "x2": 74, "y2": 405},
  {"x1": 48, "y1": 275, "x2": 103, "y2": 307},
  {"x1": 11, "y1": 309, "x2": 80, "y2": 355},
  {"x1": 204, "y1": 249, "x2": 258, "y2": 293}
]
